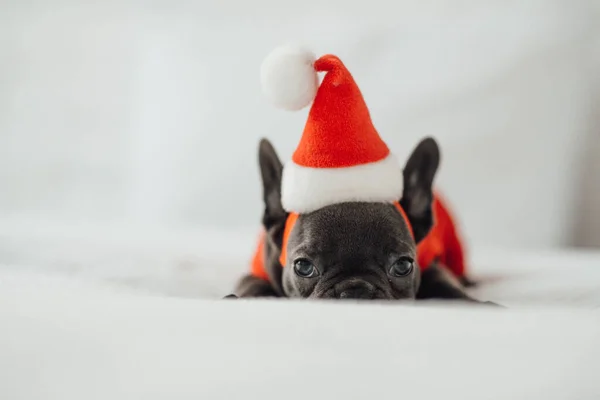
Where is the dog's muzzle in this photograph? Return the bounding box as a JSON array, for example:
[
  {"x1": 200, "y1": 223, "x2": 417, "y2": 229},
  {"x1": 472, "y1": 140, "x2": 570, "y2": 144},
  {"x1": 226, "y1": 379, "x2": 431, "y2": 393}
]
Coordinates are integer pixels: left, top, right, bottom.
[{"x1": 333, "y1": 279, "x2": 378, "y2": 299}]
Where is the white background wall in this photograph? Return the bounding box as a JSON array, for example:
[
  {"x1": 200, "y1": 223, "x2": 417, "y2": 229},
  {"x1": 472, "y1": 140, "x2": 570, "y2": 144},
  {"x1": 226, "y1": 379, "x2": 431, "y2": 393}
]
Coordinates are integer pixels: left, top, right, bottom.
[{"x1": 1, "y1": 0, "x2": 599, "y2": 252}]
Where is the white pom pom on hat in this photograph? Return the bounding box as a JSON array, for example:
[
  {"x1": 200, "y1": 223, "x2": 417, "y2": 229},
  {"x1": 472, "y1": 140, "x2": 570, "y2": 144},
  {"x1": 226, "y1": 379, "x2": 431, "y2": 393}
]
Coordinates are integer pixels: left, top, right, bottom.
[{"x1": 260, "y1": 45, "x2": 319, "y2": 111}]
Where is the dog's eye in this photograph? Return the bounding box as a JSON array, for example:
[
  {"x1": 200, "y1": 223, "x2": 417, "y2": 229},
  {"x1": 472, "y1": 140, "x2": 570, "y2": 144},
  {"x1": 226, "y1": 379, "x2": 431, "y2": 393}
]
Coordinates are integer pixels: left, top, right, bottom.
[
  {"x1": 389, "y1": 258, "x2": 414, "y2": 277},
  {"x1": 293, "y1": 259, "x2": 318, "y2": 278}
]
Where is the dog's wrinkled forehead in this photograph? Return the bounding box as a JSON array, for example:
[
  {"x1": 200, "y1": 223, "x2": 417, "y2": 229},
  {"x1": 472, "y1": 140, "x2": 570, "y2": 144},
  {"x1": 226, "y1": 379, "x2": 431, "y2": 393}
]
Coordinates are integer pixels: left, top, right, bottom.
[{"x1": 286, "y1": 202, "x2": 416, "y2": 263}]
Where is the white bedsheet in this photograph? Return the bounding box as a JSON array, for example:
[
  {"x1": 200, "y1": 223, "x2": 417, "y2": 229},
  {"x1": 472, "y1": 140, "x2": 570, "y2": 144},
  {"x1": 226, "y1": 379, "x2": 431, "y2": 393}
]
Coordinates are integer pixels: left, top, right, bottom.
[
  {"x1": 1, "y1": 222, "x2": 600, "y2": 399},
  {"x1": 0, "y1": 243, "x2": 600, "y2": 399},
  {"x1": 0, "y1": 269, "x2": 599, "y2": 400}
]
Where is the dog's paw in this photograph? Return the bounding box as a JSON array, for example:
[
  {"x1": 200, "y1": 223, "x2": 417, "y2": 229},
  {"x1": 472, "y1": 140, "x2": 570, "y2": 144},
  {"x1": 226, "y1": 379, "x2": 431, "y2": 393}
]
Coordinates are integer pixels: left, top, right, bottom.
[
  {"x1": 223, "y1": 294, "x2": 239, "y2": 299},
  {"x1": 480, "y1": 300, "x2": 504, "y2": 308},
  {"x1": 459, "y1": 276, "x2": 478, "y2": 288}
]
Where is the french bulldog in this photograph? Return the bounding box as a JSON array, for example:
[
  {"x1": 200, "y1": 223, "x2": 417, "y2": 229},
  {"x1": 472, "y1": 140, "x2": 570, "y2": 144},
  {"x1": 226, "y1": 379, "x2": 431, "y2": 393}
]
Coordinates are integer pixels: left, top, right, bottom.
[{"x1": 226, "y1": 137, "x2": 496, "y2": 305}]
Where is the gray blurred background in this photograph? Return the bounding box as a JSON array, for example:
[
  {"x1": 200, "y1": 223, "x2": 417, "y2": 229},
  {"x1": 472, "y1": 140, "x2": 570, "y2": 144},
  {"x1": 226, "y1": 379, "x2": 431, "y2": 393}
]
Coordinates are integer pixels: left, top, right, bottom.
[{"x1": 0, "y1": 0, "x2": 599, "y2": 257}]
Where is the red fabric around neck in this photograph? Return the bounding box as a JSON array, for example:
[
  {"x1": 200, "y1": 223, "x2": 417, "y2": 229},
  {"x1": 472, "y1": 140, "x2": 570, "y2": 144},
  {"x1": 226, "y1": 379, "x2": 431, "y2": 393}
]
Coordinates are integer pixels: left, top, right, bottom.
[
  {"x1": 416, "y1": 193, "x2": 466, "y2": 277},
  {"x1": 278, "y1": 212, "x2": 299, "y2": 267}
]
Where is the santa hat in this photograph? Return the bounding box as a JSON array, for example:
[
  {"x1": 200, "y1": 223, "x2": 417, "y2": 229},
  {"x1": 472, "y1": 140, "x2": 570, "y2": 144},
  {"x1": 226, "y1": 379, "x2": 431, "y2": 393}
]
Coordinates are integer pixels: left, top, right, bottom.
[{"x1": 260, "y1": 45, "x2": 403, "y2": 214}]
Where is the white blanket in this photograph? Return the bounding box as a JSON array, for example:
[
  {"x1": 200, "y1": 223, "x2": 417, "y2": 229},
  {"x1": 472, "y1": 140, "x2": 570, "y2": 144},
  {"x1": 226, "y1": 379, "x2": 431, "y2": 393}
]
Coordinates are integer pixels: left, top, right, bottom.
[
  {"x1": 1, "y1": 242, "x2": 600, "y2": 400},
  {"x1": 0, "y1": 270, "x2": 599, "y2": 400}
]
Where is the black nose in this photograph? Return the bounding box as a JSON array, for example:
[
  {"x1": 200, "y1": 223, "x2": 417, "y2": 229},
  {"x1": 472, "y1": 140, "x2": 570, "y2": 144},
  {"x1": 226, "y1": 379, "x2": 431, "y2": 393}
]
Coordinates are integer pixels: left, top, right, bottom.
[{"x1": 338, "y1": 286, "x2": 375, "y2": 299}]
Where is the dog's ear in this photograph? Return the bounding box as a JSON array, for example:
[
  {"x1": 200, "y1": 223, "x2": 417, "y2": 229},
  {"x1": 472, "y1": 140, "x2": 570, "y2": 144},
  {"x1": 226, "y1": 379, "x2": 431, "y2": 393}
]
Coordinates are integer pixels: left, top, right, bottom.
[
  {"x1": 258, "y1": 138, "x2": 286, "y2": 229},
  {"x1": 400, "y1": 137, "x2": 440, "y2": 243}
]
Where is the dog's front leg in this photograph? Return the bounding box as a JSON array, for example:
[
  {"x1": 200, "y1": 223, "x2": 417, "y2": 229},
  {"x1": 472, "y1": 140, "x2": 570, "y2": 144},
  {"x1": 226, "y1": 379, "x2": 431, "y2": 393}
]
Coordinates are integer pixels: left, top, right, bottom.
[
  {"x1": 223, "y1": 274, "x2": 281, "y2": 299},
  {"x1": 417, "y1": 263, "x2": 499, "y2": 306}
]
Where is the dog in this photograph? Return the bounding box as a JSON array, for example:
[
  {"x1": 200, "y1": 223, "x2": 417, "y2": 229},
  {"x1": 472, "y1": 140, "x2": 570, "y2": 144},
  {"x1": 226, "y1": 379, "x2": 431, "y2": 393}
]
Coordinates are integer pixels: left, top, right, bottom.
[{"x1": 225, "y1": 137, "x2": 496, "y2": 305}]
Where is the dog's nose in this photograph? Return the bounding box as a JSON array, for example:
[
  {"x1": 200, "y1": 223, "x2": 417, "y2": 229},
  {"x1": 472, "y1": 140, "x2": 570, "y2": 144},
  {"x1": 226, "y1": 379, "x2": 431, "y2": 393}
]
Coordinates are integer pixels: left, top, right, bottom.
[
  {"x1": 333, "y1": 278, "x2": 377, "y2": 299},
  {"x1": 338, "y1": 286, "x2": 375, "y2": 299}
]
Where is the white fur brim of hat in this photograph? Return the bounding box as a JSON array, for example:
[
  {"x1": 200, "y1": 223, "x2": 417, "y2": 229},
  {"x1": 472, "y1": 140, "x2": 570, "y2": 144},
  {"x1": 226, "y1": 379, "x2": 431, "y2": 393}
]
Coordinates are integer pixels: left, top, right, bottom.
[{"x1": 281, "y1": 153, "x2": 404, "y2": 214}]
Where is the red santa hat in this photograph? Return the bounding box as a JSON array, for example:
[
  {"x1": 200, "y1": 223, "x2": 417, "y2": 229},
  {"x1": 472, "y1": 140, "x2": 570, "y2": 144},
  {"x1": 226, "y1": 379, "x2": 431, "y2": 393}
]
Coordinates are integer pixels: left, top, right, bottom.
[{"x1": 260, "y1": 45, "x2": 403, "y2": 214}]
